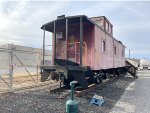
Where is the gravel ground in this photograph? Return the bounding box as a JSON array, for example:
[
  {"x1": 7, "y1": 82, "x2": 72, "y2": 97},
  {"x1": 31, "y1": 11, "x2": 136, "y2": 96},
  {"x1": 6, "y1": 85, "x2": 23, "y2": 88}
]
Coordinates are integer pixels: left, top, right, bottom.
[{"x1": 0, "y1": 75, "x2": 135, "y2": 113}]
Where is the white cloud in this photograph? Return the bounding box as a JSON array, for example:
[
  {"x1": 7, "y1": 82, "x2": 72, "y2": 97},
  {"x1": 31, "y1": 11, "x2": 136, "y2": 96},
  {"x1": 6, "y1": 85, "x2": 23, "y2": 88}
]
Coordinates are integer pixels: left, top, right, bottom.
[
  {"x1": 0, "y1": 1, "x2": 150, "y2": 58},
  {"x1": 0, "y1": 1, "x2": 70, "y2": 47}
]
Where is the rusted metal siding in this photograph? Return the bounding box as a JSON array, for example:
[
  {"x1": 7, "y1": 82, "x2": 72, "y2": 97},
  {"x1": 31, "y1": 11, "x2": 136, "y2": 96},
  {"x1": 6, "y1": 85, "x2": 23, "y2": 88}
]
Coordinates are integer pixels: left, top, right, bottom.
[
  {"x1": 94, "y1": 25, "x2": 114, "y2": 70},
  {"x1": 83, "y1": 24, "x2": 95, "y2": 67},
  {"x1": 92, "y1": 25, "x2": 125, "y2": 70},
  {"x1": 52, "y1": 23, "x2": 95, "y2": 66},
  {"x1": 113, "y1": 39, "x2": 125, "y2": 68}
]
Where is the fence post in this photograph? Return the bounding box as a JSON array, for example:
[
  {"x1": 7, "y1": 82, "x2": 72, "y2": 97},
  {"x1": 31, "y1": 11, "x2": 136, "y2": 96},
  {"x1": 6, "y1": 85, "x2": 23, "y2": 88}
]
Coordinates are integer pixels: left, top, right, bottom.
[
  {"x1": 9, "y1": 45, "x2": 13, "y2": 92},
  {"x1": 37, "y1": 65, "x2": 39, "y2": 85}
]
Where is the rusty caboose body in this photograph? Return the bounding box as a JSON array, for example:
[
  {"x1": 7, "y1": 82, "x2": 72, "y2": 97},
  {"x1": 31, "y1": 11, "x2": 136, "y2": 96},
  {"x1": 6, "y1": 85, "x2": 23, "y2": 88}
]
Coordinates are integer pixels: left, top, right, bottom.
[{"x1": 40, "y1": 15, "x2": 136, "y2": 88}]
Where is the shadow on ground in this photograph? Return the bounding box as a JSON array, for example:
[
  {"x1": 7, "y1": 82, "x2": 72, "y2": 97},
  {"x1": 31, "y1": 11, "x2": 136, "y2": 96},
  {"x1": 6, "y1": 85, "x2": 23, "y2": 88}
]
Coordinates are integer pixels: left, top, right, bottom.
[{"x1": 78, "y1": 75, "x2": 135, "y2": 113}]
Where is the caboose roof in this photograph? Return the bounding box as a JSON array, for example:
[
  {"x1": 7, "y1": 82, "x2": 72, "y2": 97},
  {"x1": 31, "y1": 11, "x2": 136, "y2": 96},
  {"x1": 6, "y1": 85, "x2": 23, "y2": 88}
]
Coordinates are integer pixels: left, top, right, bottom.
[
  {"x1": 41, "y1": 15, "x2": 91, "y2": 32},
  {"x1": 41, "y1": 15, "x2": 125, "y2": 47}
]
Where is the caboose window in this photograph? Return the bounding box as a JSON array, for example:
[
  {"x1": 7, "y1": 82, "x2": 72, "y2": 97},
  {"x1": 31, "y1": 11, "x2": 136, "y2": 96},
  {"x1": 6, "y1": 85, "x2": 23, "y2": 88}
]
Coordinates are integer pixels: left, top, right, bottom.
[
  {"x1": 110, "y1": 25, "x2": 113, "y2": 34},
  {"x1": 106, "y1": 21, "x2": 109, "y2": 31},
  {"x1": 56, "y1": 32, "x2": 63, "y2": 39},
  {"x1": 102, "y1": 41, "x2": 106, "y2": 52},
  {"x1": 114, "y1": 46, "x2": 117, "y2": 55}
]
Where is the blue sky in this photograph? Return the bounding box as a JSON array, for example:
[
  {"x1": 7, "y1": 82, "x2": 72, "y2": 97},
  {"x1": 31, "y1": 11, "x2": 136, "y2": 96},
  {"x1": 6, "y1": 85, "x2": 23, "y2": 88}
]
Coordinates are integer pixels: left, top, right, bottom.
[{"x1": 0, "y1": 1, "x2": 150, "y2": 59}]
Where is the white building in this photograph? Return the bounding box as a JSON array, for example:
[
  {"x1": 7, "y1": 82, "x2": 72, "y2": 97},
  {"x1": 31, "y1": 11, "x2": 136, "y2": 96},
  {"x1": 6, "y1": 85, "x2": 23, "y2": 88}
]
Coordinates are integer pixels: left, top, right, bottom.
[{"x1": 0, "y1": 44, "x2": 52, "y2": 67}]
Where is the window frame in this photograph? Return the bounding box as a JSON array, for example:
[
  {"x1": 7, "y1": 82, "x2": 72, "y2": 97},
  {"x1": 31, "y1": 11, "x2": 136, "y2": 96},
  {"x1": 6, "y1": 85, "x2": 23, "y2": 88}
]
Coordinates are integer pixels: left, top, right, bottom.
[
  {"x1": 105, "y1": 21, "x2": 109, "y2": 32},
  {"x1": 114, "y1": 46, "x2": 117, "y2": 55}
]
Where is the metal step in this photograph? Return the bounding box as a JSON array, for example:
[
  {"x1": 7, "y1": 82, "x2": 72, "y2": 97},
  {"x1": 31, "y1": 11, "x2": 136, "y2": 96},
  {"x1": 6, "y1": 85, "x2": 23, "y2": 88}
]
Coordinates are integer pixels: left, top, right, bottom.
[
  {"x1": 88, "y1": 83, "x2": 95, "y2": 88},
  {"x1": 86, "y1": 77, "x2": 90, "y2": 79}
]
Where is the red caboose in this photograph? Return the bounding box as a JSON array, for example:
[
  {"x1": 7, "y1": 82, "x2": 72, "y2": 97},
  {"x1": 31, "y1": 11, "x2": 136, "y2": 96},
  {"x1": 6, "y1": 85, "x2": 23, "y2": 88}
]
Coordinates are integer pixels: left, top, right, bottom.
[{"x1": 40, "y1": 15, "x2": 136, "y2": 88}]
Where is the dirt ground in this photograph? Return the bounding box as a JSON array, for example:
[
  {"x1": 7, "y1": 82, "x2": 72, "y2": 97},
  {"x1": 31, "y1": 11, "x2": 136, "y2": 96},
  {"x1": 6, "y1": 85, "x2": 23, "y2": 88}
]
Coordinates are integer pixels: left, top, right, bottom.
[{"x1": 0, "y1": 73, "x2": 57, "y2": 93}]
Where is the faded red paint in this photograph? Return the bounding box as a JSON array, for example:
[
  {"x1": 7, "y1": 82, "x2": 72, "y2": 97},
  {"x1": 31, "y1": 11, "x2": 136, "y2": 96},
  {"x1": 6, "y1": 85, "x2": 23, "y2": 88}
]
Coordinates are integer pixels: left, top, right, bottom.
[
  {"x1": 51, "y1": 16, "x2": 125, "y2": 70},
  {"x1": 93, "y1": 25, "x2": 125, "y2": 70}
]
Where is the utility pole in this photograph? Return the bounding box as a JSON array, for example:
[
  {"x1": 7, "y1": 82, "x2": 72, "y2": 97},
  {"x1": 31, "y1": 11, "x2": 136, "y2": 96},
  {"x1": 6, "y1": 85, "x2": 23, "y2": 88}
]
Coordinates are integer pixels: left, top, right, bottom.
[{"x1": 129, "y1": 50, "x2": 130, "y2": 59}]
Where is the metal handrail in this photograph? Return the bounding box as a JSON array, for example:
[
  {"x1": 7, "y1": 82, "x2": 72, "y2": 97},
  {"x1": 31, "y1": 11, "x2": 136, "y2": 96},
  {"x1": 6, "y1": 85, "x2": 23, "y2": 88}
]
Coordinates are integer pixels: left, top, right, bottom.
[{"x1": 42, "y1": 42, "x2": 88, "y2": 65}]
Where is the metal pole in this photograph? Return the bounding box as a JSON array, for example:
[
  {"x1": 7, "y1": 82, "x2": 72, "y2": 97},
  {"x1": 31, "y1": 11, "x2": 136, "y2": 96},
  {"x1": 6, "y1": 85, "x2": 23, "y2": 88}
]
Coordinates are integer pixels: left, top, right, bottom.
[
  {"x1": 80, "y1": 17, "x2": 83, "y2": 66},
  {"x1": 43, "y1": 26, "x2": 45, "y2": 66},
  {"x1": 54, "y1": 22, "x2": 56, "y2": 64},
  {"x1": 71, "y1": 84, "x2": 74, "y2": 100},
  {"x1": 9, "y1": 44, "x2": 13, "y2": 92},
  {"x1": 66, "y1": 18, "x2": 68, "y2": 65},
  {"x1": 37, "y1": 65, "x2": 39, "y2": 85}
]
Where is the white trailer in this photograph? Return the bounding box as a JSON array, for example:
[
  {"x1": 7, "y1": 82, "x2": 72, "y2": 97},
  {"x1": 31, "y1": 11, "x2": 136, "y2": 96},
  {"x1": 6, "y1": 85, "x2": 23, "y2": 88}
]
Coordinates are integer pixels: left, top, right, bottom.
[{"x1": 140, "y1": 59, "x2": 150, "y2": 70}]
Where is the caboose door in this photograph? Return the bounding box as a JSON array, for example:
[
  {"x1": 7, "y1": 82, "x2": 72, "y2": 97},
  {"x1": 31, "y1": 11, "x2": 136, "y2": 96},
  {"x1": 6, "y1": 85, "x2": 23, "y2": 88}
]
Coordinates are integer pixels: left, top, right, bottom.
[
  {"x1": 68, "y1": 35, "x2": 87, "y2": 65},
  {"x1": 68, "y1": 35, "x2": 76, "y2": 62}
]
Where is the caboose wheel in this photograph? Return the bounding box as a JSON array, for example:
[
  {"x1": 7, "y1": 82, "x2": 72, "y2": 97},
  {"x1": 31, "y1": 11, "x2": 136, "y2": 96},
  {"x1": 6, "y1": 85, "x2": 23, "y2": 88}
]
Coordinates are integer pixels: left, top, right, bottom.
[
  {"x1": 134, "y1": 75, "x2": 138, "y2": 79},
  {"x1": 95, "y1": 76, "x2": 102, "y2": 84},
  {"x1": 50, "y1": 71, "x2": 56, "y2": 80},
  {"x1": 63, "y1": 78, "x2": 70, "y2": 88},
  {"x1": 102, "y1": 73, "x2": 107, "y2": 79}
]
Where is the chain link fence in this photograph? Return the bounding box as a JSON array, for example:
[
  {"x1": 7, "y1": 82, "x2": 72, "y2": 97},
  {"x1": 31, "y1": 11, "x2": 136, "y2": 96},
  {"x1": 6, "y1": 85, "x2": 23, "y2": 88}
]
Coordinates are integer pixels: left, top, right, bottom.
[
  {"x1": 0, "y1": 44, "x2": 54, "y2": 93},
  {"x1": 0, "y1": 45, "x2": 12, "y2": 93}
]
